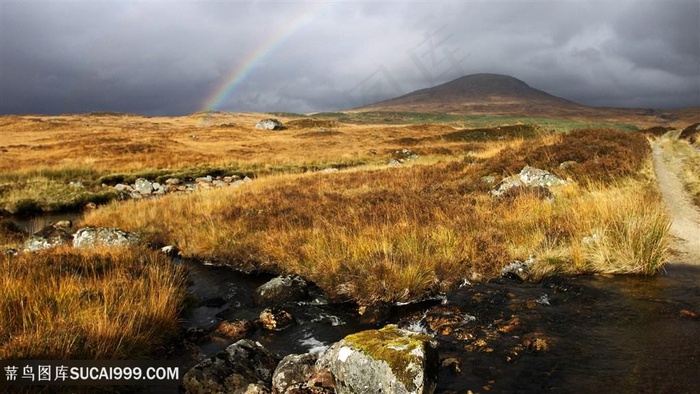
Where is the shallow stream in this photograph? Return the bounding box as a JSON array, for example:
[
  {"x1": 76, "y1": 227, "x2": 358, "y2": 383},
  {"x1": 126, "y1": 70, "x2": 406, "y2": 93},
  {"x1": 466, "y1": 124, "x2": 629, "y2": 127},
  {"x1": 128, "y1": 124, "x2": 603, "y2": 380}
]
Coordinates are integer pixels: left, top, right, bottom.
[{"x1": 182, "y1": 258, "x2": 700, "y2": 393}]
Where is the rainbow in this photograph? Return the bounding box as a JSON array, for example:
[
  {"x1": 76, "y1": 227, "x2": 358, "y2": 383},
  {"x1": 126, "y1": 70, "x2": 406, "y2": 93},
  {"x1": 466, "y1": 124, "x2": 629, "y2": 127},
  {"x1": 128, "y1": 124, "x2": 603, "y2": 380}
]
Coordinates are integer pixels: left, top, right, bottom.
[{"x1": 199, "y1": 3, "x2": 327, "y2": 117}]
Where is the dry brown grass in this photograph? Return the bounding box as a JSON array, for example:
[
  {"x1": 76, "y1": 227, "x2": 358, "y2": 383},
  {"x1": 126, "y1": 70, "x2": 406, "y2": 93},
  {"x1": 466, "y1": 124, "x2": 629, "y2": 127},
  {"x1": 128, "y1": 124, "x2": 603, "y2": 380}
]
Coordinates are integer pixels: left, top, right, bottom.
[
  {"x1": 527, "y1": 180, "x2": 669, "y2": 277},
  {"x1": 480, "y1": 128, "x2": 651, "y2": 184},
  {"x1": 0, "y1": 113, "x2": 456, "y2": 175},
  {"x1": 81, "y1": 129, "x2": 669, "y2": 304},
  {"x1": 0, "y1": 247, "x2": 186, "y2": 359},
  {"x1": 0, "y1": 111, "x2": 677, "y2": 365},
  {"x1": 678, "y1": 122, "x2": 700, "y2": 146}
]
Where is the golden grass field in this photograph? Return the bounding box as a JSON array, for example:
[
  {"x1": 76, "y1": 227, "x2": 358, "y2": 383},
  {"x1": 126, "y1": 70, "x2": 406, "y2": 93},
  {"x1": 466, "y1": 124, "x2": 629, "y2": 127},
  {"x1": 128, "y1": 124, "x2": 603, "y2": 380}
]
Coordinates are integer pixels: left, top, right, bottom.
[{"x1": 1, "y1": 109, "x2": 695, "y2": 360}]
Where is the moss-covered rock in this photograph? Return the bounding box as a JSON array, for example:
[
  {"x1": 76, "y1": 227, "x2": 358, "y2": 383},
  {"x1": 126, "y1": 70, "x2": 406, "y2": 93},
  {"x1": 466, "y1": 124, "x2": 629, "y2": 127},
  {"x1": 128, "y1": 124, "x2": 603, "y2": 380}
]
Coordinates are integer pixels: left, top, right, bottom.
[
  {"x1": 322, "y1": 325, "x2": 438, "y2": 394},
  {"x1": 183, "y1": 339, "x2": 279, "y2": 394}
]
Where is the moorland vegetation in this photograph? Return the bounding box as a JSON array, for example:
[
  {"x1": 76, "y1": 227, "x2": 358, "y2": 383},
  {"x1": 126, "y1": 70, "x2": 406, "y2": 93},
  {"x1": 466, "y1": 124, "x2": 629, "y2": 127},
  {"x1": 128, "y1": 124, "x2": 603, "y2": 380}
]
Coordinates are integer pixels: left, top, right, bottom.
[{"x1": 0, "y1": 111, "x2": 682, "y2": 360}]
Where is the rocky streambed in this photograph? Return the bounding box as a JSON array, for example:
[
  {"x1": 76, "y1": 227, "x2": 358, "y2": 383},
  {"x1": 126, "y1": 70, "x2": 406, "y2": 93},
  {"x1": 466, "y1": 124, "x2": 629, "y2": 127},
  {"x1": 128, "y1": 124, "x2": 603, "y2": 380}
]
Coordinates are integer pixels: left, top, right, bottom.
[{"x1": 179, "y1": 259, "x2": 700, "y2": 393}]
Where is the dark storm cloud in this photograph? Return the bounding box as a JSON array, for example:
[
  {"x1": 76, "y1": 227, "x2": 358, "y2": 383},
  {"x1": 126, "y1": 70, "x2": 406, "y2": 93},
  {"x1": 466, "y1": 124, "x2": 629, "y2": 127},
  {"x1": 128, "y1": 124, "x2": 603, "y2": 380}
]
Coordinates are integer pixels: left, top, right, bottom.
[{"x1": 1, "y1": 1, "x2": 698, "y2": 115}]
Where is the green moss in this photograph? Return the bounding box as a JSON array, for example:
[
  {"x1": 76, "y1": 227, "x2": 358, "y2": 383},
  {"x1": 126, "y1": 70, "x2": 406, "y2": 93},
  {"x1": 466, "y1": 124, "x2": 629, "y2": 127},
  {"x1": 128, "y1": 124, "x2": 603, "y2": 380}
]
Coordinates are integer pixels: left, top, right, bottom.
[
  {"x1": 0, "y1": 178, "x2": 118, "y2": 215},
  {"x1": 343, "y1": 325, "x2": 433, "y2": 391}
]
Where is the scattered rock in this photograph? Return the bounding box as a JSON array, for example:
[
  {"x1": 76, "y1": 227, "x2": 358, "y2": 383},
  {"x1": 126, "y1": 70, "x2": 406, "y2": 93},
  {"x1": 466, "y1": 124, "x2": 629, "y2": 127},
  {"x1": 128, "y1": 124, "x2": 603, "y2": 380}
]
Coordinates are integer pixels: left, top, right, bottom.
[
  {"x1": 322, "y1": 325, "x2": 438, "y2": 394},
  {"x1": 501, "y1": 256, "x2": 535, "y2": 282},
  {"x1": 522, "y1": 332, "x2": 549, "y2": 353},
  {"x1": 393, "y1": 148, "x2": 419, "y2": 162},
  {"x1": 272, "y1": 353, "x2": 318, "y2": 394},
  {"x1": 4, "y1": 248, "x2": 18, "y2": 256},
  {"x1": 481, "y1": 175, "x2": 497, "y2": 184},
  {"x1": 114, "y1": 183, "x2": 132, "y2": 193},
  {"x1": 255, "y1": 275, "x2": 309, "y2": 306},
  {"x1": 160, "y1": 245, "x2": 180, "y2": 257},
  {"x1": 72, "y1": 226, "x2": 140, "y2": 248},
  {"x1": 256, "y1": 119, "x2": 285, "y2": 130},
  {"x1": 184, "y1": 327, "x2": 209, "y2": 344},
  {"x1": 260, "y1": 308, "x2": 295, "y2": 331},
  {"x1": 111, "y1": 174, "x2": 251, "y2": 199},
  {"x1": 680, "y1": 309, "x2": 699, "y2": 319},
  {"x1": 490, "y1": 166, "x2": 566, "y2": 198},
  {"x1": 22, "y1": 222, "x2": 73, "y2": 252},
  {"x1": 183, "y1": 339, "x2": 279, "y2": 394},
  {"x1": 134, "y1": 178, "x2": 154, "y2": 195},
  {"x1": 243, "y1": 383, "x2": 271, "y2": 393},
  {"x1": 216, "y1": 319, "x2": 256, "y2": 341},
  {"x1": 53, "y1": 220, "x2": 72, "y2": 230},
  {"x1": 388, "y1": 159, "x2": 402, "y2": 167},
  {"x1": 559, "y1": 160, "x2": 578, "y2": 170},
  {"x1": 498, "y1": 185, "x2": 554, "y2": 200},
  {"x1": 440, "y1": 357, "x2": 462, "y2": 374}
]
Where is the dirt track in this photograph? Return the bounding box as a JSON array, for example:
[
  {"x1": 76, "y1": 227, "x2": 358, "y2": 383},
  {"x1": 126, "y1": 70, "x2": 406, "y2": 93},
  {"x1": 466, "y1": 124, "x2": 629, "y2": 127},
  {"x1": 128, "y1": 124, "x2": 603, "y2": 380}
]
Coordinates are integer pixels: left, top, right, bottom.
[{"x1": 653, "y1": 133, "x2": 700, "y2": 264}]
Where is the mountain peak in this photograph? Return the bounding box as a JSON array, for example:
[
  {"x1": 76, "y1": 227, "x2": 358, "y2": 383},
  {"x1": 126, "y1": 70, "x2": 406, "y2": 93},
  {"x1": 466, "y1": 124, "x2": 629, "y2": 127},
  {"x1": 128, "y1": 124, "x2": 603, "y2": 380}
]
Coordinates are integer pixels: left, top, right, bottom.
[{"x1": 358, "y1": 73, "x2": 582, "y2": 116}]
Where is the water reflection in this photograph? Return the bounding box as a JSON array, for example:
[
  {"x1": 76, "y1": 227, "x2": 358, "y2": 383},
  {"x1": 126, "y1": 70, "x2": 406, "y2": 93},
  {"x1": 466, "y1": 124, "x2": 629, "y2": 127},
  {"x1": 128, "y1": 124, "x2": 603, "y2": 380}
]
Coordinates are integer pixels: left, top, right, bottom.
[{"x1": 183, "y1": 258, "x2": 700, "y2": 393}]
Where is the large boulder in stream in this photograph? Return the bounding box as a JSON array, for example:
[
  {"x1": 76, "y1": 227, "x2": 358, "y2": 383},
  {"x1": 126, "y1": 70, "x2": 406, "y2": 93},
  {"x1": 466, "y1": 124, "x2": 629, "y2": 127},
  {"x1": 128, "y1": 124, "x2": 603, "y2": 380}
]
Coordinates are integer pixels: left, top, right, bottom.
[
  {"x1": 254, "y1": 275, "x2": 309, "y2": 306},
  {"x1": 272, "y1": 353, "x2": 320, "y2": 394},
  {"x1": 319, "y1": 325, "x2": 439, "y2": 394},
  {"x1": 72, "y1": 226, "x2": 140, "y2": 248},
  {"x1": 259, "y1": 308, "x2": 295, "y2": 331},
  {"x1": 183, "y1": 339, "x2": 279, "y2": 394}
]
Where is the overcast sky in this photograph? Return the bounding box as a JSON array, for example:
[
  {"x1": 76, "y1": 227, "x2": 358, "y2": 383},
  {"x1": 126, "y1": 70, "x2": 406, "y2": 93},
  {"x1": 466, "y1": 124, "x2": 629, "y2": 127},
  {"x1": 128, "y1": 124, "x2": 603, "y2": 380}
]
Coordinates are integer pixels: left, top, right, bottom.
[{"x1": 1, "y1": 1, "x2": 698, "y2": 116}]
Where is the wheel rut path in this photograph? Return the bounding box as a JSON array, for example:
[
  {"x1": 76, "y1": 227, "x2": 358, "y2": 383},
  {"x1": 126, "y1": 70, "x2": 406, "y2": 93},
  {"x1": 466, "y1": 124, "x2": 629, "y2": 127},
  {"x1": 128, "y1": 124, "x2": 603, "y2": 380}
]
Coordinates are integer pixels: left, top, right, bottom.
[{"x1": 652, "y1": 133, "x2": 700, "y2": 265}]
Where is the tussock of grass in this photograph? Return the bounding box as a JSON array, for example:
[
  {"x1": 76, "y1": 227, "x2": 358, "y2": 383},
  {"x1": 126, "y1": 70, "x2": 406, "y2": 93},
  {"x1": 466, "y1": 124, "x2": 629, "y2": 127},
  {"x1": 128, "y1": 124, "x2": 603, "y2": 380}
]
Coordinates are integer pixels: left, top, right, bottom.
[
  {"x1": 0, "y1": 247, "x2": 186, "y2": 359},
  {"x1": 527, "y1": 181, "x2": 670, "y2": 277}
]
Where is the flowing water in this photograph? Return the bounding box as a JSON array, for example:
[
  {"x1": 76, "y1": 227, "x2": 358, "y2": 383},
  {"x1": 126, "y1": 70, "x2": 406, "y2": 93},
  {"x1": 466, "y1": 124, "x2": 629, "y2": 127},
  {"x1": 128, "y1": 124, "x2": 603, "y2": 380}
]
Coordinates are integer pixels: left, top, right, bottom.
[
  {"x1": 10, "y1": 211, "x2": 83, "y2": 234},
  {"x1": 183, "y1": 259, "x2": 700, "y2": 393}
]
